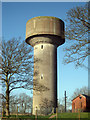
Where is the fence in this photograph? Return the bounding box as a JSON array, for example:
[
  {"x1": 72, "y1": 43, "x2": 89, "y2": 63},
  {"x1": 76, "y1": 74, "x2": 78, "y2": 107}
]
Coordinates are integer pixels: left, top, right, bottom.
[{"x1": 1, "y1": 107, "x2": 58, "y2": 120}]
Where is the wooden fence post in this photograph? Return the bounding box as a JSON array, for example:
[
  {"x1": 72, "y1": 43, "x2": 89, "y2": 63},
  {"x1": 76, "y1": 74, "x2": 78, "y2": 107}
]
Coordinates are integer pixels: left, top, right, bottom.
[
  {"x1": 78, "y1": 109, "x2": 80, "y2": 120},
  {"x1": 16, "y1": 105, "x2": 18, "y2": 117},
  {"x1": 35, "y1": 107, "x2": 38, "y2": 120},
  {"x1": 56, "y1": 107, "x2": 58, "y2": 120},
  {"x1": 2, "y1": 106, "x2": 4, "y2": 118},
  {"x1": 17, "y1": 106, "x2": 18, "y2": 116}
]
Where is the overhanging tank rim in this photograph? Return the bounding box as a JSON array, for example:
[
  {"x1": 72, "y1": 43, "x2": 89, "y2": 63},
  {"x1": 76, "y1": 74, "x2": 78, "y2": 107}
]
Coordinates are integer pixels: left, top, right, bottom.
[{"x1": 25, "y1": 34, "x2": 65, "y2": 47}]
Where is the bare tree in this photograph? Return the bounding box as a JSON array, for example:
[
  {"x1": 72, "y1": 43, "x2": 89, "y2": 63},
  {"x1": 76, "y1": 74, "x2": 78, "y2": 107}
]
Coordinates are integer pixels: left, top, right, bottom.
[
  {"x1": 71, "y1": 86, "x2": 88, "y2": 100},
  {"x1": 9, "y1": 93, "x2": 32, "y2": 114},
  {"x1": 58, "y1": 97, "x2": 71, "y2": 113},
  {"x1": 58, "y1": 99, "x2": 65, "y2": 113},
  {"x1": 17, "y1": 93, "x2": 32, "y2": 114},
  {"x1": 0, "y1": 38, "x2": 33, "y2": 116},
  {"x1": 64, "y1": 3, "x2": 89, "y2": 67},
  {"x1": 9, "y1": 95, "x2": 17, "y2": 114},
  {"x1": 0, "y1": 89, "x2": 6, "y2": 117},
  {"x1": 39, "y1": 98, "x2": 54, "y2": 115}
]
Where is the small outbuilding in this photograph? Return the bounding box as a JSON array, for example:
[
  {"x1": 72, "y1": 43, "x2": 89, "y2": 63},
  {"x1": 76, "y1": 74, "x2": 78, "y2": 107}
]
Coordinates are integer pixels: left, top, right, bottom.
[{"x1": 72, "y1": 94, "x2": 90, "y2": 112}]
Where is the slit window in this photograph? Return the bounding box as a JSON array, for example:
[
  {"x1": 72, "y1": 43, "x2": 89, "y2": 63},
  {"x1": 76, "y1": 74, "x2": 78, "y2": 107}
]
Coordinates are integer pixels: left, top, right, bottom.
[
  {"x1": 41, "y1": 74, "x2": 43, "y2": 79},
  {"x1": 41, "y1": 45, "x2": 43, "y2": 49}
]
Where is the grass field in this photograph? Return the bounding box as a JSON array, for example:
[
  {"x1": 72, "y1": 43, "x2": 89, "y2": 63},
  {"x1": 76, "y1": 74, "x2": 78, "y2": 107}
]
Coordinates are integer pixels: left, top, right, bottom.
[
  {"x1": 58, "y1": 112, "x2": 89, "y2": 118},
  {"x1": 1, "y1": 112, "x2": 90, "y2": 120}
]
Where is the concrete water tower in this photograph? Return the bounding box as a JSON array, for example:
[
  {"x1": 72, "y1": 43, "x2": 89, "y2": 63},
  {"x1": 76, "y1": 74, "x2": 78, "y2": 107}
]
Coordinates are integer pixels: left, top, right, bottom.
[{"x1": 25, "y1": 16, "x2": 65, "y2": 115}]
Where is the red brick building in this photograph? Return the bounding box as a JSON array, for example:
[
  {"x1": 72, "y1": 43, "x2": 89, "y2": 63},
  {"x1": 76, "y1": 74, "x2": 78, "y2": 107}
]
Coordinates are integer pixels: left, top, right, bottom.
[{"x1": 72, "y1": 94, "x2": 90, "y2": 112}]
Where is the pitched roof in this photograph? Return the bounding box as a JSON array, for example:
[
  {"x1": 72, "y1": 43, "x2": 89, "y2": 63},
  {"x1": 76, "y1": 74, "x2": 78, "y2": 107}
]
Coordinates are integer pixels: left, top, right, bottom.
[
  {"x1": 82, "y1": 94, "x2": 90, "y2": 99},
  {"x1": 72, "y1": 94, "x2": 90, "y2": 101}
]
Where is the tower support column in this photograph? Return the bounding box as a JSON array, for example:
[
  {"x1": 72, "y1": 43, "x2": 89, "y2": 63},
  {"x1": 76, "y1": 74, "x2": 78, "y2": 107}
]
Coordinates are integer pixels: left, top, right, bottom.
[
  {"x1": 25, "y1": 16, "x2": 65, "y2": 115},
  {"x1": 33, "y1": 42, "x2": 57, "y2": 114}
]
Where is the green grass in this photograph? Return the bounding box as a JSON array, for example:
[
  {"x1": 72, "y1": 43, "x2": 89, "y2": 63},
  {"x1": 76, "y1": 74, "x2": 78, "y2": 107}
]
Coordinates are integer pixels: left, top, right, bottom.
[
  {"x1": 2, "y1": 112, "x2": 90, "y2": 119},
  {"x1": 58, "y1": 112, "x2": 89, "y2": 118}
]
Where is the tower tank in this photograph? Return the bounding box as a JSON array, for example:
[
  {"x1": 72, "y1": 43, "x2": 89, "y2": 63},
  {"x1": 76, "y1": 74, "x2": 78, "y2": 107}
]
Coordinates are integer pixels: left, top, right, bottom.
[{"x1": 25, "y1": 16, "x2": 65, "y2": 115}]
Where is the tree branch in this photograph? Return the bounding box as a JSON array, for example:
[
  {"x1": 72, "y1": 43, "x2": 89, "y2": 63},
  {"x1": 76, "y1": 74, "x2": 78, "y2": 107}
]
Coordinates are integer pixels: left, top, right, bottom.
[
  {"x1": 9, "y1": 86, "x2": 24, "y2": 92},
  {"x1": 9, "y1": 86, "x2": 32, "y2": 92},
  {"x1": 0, "y1": 93, "x2": 6, "y2": 99},
  {"x1": 9, "y1": 79, "x2": 28, "y2": 86}
]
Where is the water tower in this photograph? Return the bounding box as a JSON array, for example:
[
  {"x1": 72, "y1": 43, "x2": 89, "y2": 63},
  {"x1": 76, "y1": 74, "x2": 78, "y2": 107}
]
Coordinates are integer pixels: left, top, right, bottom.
[{"x1": 25, "y1": 16, "x2": 65, "y2": 115}]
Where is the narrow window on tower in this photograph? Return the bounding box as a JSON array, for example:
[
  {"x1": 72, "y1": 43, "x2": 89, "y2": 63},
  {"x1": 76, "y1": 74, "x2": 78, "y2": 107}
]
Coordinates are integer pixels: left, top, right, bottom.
[
  {"x1": 41, "y1": 74, "x2": 43, "y2": 79},
  {"x1": 41, "y1": 45, "x2": 43, "y2": 49}
]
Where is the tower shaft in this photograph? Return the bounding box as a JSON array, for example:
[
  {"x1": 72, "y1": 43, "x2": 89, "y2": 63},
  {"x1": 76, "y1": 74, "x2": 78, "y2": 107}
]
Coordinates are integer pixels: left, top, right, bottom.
[
  {"x1": 33, "y1": 42, "x2": 57, "y2": 114},
  {"x1": 25, "y1": 16, "x2": 65, "y2": 115}
]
